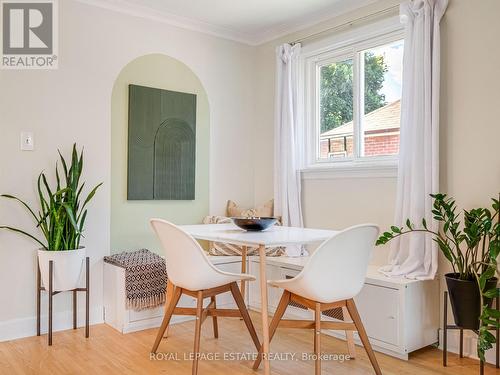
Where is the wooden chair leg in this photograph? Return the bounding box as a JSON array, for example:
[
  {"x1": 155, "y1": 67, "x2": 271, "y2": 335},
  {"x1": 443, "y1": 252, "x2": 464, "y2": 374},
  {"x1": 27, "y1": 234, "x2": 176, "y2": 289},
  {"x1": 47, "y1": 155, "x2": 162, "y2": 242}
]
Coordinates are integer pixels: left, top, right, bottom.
[
  {"x1": 192, "y1": 291, "x2": 204, "y2": 375},
  {"x1": 229, "y1": 282, "x2": 260, "y2": 350},
  {"x1": 163, "y1": 280, "x2": 175, "y2": 338},
  {"x1": 253, "y1": 290, "x2": 291, "y2": 369},
  {"x1": 211, "y1": 296, "x2": 219, "y2": 338},
  {"x1": 342, "y1": 306, "x2": 356, "y2": 358},
  {"x1": 314, "y1": 302, "x2": 321, "y2": 375},
  {"x1": 346, "y1": 299, "x2": 382, "y2": 375},
  {"x1": 151, "y1": 287, "x2": 182, "y2": 353},
  {"x1": 240, "y1": 246, "x2": 247, "y2": 299},
  {"x1": 239, "y1": 247, "x2": 248, "y2": 322}
]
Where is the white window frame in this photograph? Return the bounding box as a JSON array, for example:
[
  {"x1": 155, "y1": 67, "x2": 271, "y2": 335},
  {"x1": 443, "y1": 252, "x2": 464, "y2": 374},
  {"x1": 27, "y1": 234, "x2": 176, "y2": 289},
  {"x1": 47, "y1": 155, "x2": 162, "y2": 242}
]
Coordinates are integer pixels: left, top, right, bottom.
[{"x1": 300, "y1": 16, "x2": 404, "y2": 178}]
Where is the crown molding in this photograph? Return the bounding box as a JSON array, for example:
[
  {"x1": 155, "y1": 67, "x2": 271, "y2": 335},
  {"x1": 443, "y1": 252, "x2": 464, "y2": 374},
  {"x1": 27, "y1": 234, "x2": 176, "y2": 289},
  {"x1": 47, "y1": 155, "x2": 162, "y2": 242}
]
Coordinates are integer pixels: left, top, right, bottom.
[
  {"x1": 75, "y1": 0, "x2": 383, "y2": 46},
  {"x1": 75, "y1": 0, "x2": 258, "y2": 45}
]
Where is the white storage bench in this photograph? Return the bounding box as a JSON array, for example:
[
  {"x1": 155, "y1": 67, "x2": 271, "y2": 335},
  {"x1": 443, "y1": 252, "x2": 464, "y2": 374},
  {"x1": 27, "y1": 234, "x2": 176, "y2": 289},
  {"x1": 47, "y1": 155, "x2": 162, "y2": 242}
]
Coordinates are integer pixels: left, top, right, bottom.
[
  {"x1": 103, "y1": 256, "x2": 243, "y2": 334},
  {"x1": 248, "y1": 256, "x2": 440, "y2": 360}
]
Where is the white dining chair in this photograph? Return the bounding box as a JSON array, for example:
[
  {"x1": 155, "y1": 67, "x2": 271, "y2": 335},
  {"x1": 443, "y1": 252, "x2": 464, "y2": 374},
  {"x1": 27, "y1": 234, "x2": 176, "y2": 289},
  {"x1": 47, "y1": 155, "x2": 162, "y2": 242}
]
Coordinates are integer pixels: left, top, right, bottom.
[
  {"x1": 150, "y1": 219, "x2": 260, "y2": 375},
  {"x1": 253, "y1": 224, "x2": 382, "y2": 375}
]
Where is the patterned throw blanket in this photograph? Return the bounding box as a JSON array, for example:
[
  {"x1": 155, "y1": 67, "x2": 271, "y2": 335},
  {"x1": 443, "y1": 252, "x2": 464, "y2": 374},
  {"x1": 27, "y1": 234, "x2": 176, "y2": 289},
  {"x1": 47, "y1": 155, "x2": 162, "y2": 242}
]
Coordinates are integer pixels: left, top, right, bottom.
[{"x1": 104, "y1": 249, "x2": 167, "y2": 311}]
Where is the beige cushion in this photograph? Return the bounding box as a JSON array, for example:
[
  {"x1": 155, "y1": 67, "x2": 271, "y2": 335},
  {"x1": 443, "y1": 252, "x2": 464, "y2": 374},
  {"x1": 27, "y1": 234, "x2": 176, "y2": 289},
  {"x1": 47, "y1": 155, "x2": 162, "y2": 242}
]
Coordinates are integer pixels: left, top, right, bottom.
[{"x1": 226, "y1": 199, "x2": 274, "y2": 218}]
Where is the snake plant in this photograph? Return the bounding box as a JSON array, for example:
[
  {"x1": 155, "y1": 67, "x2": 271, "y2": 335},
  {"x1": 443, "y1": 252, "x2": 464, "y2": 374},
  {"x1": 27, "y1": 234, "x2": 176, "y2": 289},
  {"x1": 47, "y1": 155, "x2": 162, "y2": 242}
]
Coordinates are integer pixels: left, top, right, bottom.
[{"x1": 0, "y1": 143, "x2": 102, "y2": 250}]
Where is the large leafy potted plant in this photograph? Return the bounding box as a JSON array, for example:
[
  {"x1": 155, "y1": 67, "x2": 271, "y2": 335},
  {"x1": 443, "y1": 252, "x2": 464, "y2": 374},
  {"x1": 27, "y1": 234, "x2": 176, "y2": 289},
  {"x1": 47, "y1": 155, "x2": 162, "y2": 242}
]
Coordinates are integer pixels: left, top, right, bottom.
[
  {"x1": 0, "y1": 144, "x2": 101, "y2": 291},
  {"x1": 377, "y1": 193, "x2": 500, "y2": 362}
]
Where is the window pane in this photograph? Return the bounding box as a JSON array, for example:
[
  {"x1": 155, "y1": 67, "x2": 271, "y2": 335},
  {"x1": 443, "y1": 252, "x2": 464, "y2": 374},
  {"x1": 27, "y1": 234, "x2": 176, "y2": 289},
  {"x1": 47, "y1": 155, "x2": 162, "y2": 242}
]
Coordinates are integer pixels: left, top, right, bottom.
[
  {"x1": 362, "y1": 40, "x2": 404, "y2": 157},
  {"x1": 319, "y1": 59, "x2": 354, "y2": 159}
]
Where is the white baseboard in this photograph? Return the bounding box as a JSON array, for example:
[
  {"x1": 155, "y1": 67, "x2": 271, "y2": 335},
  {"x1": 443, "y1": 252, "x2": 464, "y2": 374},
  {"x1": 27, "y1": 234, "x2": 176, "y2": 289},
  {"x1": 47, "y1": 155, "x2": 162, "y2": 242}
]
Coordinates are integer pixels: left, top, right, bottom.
[
  {"x1": 438, "y1": 328, "x2": 498, "y2": 365},
  {"x1": 0, "y1": 305, "x2": 104, "y2": 342},
  {"x1": 121, "y1": 315, "x2": 195, "y2": 334}
]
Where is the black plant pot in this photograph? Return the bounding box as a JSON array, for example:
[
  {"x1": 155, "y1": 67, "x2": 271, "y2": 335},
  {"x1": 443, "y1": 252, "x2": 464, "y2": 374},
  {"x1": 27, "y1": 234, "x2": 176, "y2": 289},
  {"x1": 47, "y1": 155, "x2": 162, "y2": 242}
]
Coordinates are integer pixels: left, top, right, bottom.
[{"x1": 445, "y1": 273, "x2": 498, "y2": 330}]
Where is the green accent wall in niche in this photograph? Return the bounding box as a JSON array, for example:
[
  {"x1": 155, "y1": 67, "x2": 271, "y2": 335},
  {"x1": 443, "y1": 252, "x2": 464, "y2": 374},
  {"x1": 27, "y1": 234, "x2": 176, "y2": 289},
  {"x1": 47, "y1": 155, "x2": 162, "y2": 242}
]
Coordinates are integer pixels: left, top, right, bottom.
[{"x1": 128, "y1": 84, "x2": 197, "y2": 200}]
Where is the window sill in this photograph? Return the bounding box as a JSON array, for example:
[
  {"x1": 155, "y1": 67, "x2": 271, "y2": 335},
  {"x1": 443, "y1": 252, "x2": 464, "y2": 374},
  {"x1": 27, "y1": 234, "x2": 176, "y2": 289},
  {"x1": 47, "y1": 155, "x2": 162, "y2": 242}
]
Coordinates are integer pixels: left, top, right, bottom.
[{"x1": 301, "y1": 159, "x2": 398, "y2": 180}]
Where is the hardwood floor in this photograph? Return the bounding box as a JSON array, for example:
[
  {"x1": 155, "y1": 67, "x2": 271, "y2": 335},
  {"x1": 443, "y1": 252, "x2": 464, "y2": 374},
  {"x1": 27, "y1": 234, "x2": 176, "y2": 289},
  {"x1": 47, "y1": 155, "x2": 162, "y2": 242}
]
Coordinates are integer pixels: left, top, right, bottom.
[{"x1": 0, "y1": 312, "x2": 495, "y2": 374}]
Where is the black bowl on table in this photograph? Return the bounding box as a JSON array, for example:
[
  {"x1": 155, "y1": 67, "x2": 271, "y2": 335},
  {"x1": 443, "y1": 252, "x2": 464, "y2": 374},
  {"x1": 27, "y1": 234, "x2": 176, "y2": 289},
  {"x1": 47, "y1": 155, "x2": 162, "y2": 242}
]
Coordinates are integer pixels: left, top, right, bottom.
[{"x1": 231, "y1": 217, "x2": 278, "y2": 231}]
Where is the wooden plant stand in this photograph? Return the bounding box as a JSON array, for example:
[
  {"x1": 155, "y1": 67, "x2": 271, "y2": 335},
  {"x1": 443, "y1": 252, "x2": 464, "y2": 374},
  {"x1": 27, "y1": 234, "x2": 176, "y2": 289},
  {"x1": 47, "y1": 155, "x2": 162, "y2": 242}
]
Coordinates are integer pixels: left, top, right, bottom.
[
  {"x1": 443, "y1": 291, "x2": 499, "y2": 374},
  {"x1": 36, "y1": 257, "x2": 90, "y2": 346}
]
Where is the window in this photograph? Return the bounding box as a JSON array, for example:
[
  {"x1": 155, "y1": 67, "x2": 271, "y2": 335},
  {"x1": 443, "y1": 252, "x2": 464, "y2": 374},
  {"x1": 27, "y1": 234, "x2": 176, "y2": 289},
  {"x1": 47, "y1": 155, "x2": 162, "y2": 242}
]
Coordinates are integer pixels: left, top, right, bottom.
[{"x1": 305, "y1": 26, "x2": 404, "y2": 168}]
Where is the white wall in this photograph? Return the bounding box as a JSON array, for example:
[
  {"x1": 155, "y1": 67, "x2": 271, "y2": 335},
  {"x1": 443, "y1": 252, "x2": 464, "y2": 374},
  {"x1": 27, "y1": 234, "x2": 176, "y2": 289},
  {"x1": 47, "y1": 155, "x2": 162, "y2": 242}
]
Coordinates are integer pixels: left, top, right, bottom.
[
  {"x1": 439, "y1": 0, "x2": 500, "y2": 212},
  {"x1": 0, "y1": 0, "x2": 256, "y2": 340}
]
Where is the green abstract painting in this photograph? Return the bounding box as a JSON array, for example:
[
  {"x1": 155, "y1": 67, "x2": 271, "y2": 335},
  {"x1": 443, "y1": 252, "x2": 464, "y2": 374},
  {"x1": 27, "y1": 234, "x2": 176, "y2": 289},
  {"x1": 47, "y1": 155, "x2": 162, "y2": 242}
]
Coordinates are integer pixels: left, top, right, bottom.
[{"x1": 128, "y1": 84, "x2": 196, "y2": 200}]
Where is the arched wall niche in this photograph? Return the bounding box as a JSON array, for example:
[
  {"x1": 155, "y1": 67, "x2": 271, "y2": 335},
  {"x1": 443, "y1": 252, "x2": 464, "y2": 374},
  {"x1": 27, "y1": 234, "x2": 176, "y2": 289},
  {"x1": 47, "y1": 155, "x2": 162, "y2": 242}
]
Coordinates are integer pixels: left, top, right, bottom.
[{"x1": 111, "y1": 53, "x2": 210, "y2": 253}]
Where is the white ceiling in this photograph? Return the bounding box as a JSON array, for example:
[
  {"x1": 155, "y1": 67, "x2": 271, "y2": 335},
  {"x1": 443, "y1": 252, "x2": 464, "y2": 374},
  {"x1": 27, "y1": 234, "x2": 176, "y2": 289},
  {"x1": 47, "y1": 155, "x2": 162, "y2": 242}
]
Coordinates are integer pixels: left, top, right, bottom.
[{"x1": 78, "y1": 0, "x2": 377, "y2": 45}]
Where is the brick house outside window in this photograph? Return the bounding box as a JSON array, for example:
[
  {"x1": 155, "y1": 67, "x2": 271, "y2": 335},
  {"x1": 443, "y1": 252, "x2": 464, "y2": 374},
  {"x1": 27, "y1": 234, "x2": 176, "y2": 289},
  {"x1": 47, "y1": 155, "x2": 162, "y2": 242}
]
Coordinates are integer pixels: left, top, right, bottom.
[{"x1": 319, "y1": 100, "x2": 400, "y2": 159}]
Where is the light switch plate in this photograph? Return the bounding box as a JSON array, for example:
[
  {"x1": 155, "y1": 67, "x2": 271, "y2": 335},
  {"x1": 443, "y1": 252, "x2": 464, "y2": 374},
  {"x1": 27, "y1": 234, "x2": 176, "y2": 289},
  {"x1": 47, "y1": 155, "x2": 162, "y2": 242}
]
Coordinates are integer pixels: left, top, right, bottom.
[{"x1": 20, "y1": 132, "x2": 34, "y2": 151}]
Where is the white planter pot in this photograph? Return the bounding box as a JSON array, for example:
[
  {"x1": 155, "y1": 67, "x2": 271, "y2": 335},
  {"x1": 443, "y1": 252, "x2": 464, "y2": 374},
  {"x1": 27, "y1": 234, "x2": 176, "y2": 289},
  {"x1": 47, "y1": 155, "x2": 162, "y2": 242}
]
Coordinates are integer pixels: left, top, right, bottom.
[{"x1": 38, "y1": 247, "x2": 86, "y2": 292}]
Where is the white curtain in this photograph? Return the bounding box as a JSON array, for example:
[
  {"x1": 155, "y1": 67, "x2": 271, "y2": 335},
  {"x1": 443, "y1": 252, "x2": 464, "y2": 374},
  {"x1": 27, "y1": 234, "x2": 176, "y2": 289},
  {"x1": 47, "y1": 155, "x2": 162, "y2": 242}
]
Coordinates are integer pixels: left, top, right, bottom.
[
  {"x1": 380, "y1": 0, "x2": 448, "y2": 280},
  {"x1": 274, "y1": 43, "x2": 304, "y2": 255}
]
